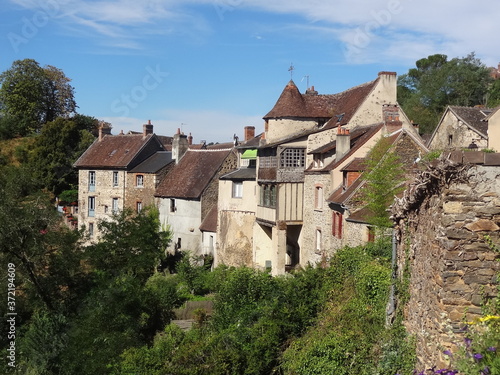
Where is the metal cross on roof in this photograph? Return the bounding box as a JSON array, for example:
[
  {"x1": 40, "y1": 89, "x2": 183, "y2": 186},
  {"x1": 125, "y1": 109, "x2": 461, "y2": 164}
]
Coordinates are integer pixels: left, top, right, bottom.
[{"x1": 288, "y1": 63, "x2": 294, "y2": 79}]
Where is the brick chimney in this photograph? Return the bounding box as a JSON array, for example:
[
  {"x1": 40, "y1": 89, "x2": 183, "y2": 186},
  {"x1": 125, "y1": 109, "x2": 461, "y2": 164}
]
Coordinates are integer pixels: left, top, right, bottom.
[
  {"x1": 172, "y1": 128, "x2": 189, "y2": 163},
  {"x1": 382, "y1": 104, "x2": 403, "y2": 133},
  {"x1": 244, "y1": 126, "x2": 255, "y2": 141},
  {"x1": 336, "y1": 125, "x2": 351, "y2": 162},
  {"x1": 98, "y1": 122, "x2": 112, "y2": 141},
  {"x1": 188, "y1": 133, "x2": 193, "y2": 145},
  {"x1": 143, "y1": 120, "x2": 154, "y2": 138}
]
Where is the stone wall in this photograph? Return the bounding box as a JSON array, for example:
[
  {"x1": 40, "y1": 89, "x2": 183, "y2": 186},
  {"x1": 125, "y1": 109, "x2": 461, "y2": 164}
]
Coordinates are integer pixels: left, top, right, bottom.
[{"x1": 392, "y1": 159, "x2": 500, "y2": 369}]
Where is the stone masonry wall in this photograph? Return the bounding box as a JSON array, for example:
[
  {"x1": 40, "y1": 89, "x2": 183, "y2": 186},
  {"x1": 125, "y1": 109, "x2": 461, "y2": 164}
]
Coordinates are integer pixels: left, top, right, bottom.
[{"x1": 393, "y1": 162, "x2": 500, "y2": 369}]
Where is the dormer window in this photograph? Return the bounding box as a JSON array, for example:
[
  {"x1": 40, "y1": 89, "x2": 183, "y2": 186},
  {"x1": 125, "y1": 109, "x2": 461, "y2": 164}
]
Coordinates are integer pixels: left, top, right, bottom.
[{"x1": 313, "y1": 154, "x2": 324, "y2": 169}]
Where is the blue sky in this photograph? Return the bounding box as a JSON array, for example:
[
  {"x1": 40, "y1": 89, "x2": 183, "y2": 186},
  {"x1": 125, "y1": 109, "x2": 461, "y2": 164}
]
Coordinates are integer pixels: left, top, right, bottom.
[{"x1": 1, "y1": 0, "x2": 499, "y2": 143}]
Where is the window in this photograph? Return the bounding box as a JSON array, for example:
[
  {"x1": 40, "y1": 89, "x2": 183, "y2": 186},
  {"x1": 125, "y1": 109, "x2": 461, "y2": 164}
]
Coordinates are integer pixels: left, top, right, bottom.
[
  {"x1": 280, "y1": 148, "x2": 305, "y2": 168},
  {"x1": 112, "y1": 198, "x2": 119, "y2": 214},
  {"x1": 136, "y1": 201, "x2": 143, "y2": 213},
  {"x1": 448, "y1": 134, "x2": 453, "y2": 146},
  {"x1": 113, "y1": 171, "x2": 119, "y2": 187},
  {"x1": 315, "y1": 185, "x2": 323, "y2": 210},
  {"x1": 88, "y1": 171, "x2": 96, "y2": 192},
  {"x1": 170, "y1": 198, "x2": 176, "y2": 212},
  {"x1": 332, "y1": 211, "x2": 343, "y2": 239},
  {"x1": 136, "y1": 174, "x2": 144, "y2": 187},
  {"x1": 313, "y1": 154, "x2": 324, "y2": 169},
  {"x1": 88, "y1": 196, "x2": 95, "y2": 217},
  {"x1": 232, "y1": 181, "x2": 243, "y2": 198},
  {"x1": 259, "y1": 184, "x2": 276, "y2": 208},
  {"x1": 316, "y1": 229, "x2": 322, "y2": 251},
  {"x1": 88, "y1": 222, "x2": 94, "y2": 238}
]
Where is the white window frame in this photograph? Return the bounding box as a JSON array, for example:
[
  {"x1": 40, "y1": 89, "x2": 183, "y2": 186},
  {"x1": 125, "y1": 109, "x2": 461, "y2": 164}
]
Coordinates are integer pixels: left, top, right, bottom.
[
  {"x1": 136, "y1": 174, "x2": 144, "y2": 187},
  {"x1": 88, "y1": 171, "x2": 96, "y2": 192},
  {"x1": 112, "y1": 197, "x2": 119, "y2": 214},
  {"x1": 88, "y1": 196, "x2": 95, "y2": 217},
  {"x1": 113, "y1": 171, "x2": 119, "y2": 187},
  {"x1": 232, "y1": 181, "x2": 243, "y2": 198}
]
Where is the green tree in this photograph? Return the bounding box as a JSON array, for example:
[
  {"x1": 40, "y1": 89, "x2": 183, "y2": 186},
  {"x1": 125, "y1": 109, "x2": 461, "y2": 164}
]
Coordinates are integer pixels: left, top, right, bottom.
[
  {"x1": 360, "y1": 137, "x2": 405, "y2": 228},
  {"x1": 0, "y1": 166, "x2": 84, "y2": 313},
  {"x1": 0, "y1": 59, "x2": 76, "y2": 137},
  {"x1": 487, "y1": 79, "x2": 500, "y2": 108},
  {"x1": 86, "y1": 207, "x2": 171, "y2": 283},
  {"x1": 30, "y1": 115, "x2": 97, "y2": 195},
  {"x1": 398, "y1": 53, "x2": 492, "y2": 133}
]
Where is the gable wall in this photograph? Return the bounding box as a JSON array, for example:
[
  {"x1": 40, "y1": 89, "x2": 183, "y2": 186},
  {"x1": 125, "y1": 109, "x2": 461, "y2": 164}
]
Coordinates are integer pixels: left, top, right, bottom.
[{"x1": 429, "y1": 110, "x2": 487, "y2": 150}]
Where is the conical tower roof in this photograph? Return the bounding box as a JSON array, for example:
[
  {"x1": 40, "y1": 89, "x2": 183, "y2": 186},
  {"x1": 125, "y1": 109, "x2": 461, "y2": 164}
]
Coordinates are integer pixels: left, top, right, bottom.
[{"x1": 264, "y1": 80, "x2": 308, "y2": 118}]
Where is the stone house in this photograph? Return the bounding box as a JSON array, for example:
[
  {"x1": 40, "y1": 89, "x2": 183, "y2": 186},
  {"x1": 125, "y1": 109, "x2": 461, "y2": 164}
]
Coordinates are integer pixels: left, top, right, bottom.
[
  {"x1": 73, "y1": 122, "x2": 170, "y2": 240},
  {"x1": 155, "y1": 134, "x2": 237, "y2": 257},
  {"x1": 324, "y1": 127, "x2": 428, "y2": 259},
  {"x1": 392, "y1": 151, "x2": 500, "y2": 370},
  {"x1": 216, "y1": 71, "x2": 421, "y2": 274},
  {"x1": 427, "y1": 106, "x2": 492, "y2": 151},
  {"x1": 215, "y1": 126, "x2": 259, "y2": 268}
]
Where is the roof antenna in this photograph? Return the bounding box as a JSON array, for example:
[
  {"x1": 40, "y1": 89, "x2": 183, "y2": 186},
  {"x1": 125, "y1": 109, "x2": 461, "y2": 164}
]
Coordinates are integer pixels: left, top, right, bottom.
[
  {"x1": 288, "y1": 63, "x2": 294, "y2": 79},
  {"x1": 301, "y1": 75, "x2": 310, "y2": 88}
]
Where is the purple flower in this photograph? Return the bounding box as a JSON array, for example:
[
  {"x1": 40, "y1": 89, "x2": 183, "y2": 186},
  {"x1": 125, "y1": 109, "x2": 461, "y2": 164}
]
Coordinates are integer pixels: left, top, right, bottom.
[
  {"x1": 465, "y1": 337, "x2": 472, "y2": 347},
  {"x1": 480, "y1": 366, "x2": 490, "y2": 375},
  {"x1": 487, "y1": 346, "x2": 496, "y2": 352},
  {"x1": 443, "y1": 350, "x2": 453, "y2": 356},
  {"x1": 474, "y1": 353, "x2": 484, "y2": 361}
]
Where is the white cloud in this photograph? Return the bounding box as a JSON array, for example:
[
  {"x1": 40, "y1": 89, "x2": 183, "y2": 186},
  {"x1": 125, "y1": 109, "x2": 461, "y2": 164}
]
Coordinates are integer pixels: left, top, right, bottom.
[{"x1": 7, "y1": 0, "x2": 500, "y2": 64}]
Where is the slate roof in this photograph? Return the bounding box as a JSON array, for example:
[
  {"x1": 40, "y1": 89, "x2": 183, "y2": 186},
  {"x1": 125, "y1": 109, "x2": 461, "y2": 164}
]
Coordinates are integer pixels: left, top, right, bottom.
[
  {"x1": 448, "y1": 106, "x2": 491, "y2": 136},
  {"x1": 73, "y1": 133, "x2": 164, "y2": 169},
  {"x1": 155, "y1": 149, "x2": 232, "y2": 199},
  {"x1": 220, "y1": 167, "x2": 256, "y2": 180},
  {"x1": 199, "y1": 205, "x2": 218, "y2": 233},
  {"x1": 129, "y1": 151, "x2": 173, "y2": 173},
  {"x1": 263, "y1": 77, "x2": 379, "y2": 124}
]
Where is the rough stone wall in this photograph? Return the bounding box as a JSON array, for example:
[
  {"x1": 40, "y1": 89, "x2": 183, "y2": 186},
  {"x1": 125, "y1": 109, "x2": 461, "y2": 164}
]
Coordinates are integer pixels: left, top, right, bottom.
[
  {"x1": 125, "y1": 172, "x2": 156, "y2": 210},
  {"x1": 78, "y1": 168, "x2": 126, "y2": 238},
  {"x1": 429, "y1": 110, "x2": 487, "y2": 151},
  {"x1": 216, "y1": 210, "x2": 255, "y2": 267},
  {"x1": 301, "y1": 172, "x2": 332, "y2": 266},
  {"x1": 393, "y1": 162, "x2": 500, "y2": 369},
  {"x1": 201, "y1": 151, "x2": 237, "y2": 222}
]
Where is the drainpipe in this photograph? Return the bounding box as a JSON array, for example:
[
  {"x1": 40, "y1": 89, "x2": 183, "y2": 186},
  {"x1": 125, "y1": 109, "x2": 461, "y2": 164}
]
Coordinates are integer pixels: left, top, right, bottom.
[{"x1": 385, "y1": 228, "x2": 397, "y2": 326}]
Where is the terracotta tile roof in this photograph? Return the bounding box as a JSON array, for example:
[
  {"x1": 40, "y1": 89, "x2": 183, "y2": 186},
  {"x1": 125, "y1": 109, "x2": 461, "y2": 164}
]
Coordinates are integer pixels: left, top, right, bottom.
[
  {"x1": 327, "y1": 176, "x2": 365, "y2": 204},
  {"x1": 199, "y1": 205, "x2": 218, "y2": 232},
  {"x1": 323, "y1": 123, "x2": 383, "y2": 171},
  {"x1": 341, "y1": 158, "x2": 367, "y2": 172},
  {"x1": 447, "y1": 150, "x2": 500, "y2": 165},
  {"x1": 155, "y1": 149, "x2": 232, "y2": 199},
  {"x1": 449, "y1": 106, "x2": 491, "y2": 136},
  {"x1": 263, "y1": 78, "x2": 379, "y2": 123},
  {"x1": 73, "y1": 134, "x2": 164, "y2": 169}
]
